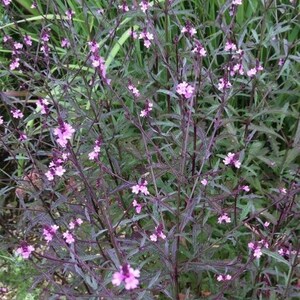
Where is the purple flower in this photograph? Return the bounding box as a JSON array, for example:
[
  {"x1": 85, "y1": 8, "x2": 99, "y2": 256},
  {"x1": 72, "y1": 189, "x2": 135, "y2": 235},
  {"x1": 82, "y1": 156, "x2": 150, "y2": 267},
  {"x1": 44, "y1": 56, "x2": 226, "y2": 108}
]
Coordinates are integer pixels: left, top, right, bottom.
[
  {"x1": 217, "y1": 213, "x2": 231, "y2": 224},
  {"x1": 223, "y1": 152, "x2": 241, "y2": 169},
  {"x1": 176, "y1": 82, "x2": 194, "y2": 99},
  {"x1": 63, "y1": 230, "x2": 75, "y2": 244},
  {"x1": 43, "y1": 225, "x2": 59, "y2": 243},
  {"x1": 11, "y1": 109, "x2": 24, "y2": 119},
  {"x1": 16, "y1": 242, "x2": 35, "y2": 259},
  {"x1": 53, "y1": 122, "x2": 75, "y2": 148},
  {"x1": 112, "y1": 264, "x2": 140, "y2": 290}
]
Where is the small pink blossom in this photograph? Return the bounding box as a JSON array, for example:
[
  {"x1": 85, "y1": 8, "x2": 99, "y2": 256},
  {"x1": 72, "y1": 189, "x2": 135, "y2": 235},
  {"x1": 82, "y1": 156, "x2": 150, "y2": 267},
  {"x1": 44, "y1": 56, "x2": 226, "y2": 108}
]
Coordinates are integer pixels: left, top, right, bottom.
[
  {"x1": 118, "y1": 2, "x2": 129, "y2": 12},
  {"x1": 63, "y1": 230, "x2": 75, "y2": 244},
  {"x1": 176, "y1": 82, "x2": 194, "y2": 99},
  {"x1": 24, "y1": 35, "x2": 33, "y2": 46},
  {"x1": 65, "y1": 9, "x2": 75, "y2": 20},
  {"x1": 11, "y1": 109, "x2": 24, "y2": 119},
  {"x1": 61, "y1": 38, "x2": 70, "y2": 48},
  {"x1": 139, "y1": 1, "x2": 152, "y2": 13},
  {"x1": 264, "y1": 221, "x2": 270, "y2": 227},
  {"x1": 69, "y1": 218, "x2": 83, "y2": 229},
  {"x1": 217, "y1": 213, "x2": 231, "y2": 224},
  {"x1": 128, "y1": 84, "x2": 140, "y2": 97},
  {"x1": 36, "y1": 98, "x2": 49, "y2": 114},
  {"x1": 19, "y1": 132, "x2": 27, "y2": 141},
  {"x1": 217, "y1": 274, "x2": 232, "y2": 282},
  {"x1": 140, "y1": 101, "x2": 153, "y2": 117},
  {"x1": 88, "y1": 140, "x2": 101, "y2": 160},
  {"x1": 130, "y1": 30, "x2": 138, "y2": 39},
  {"x1": 2, "y1": 0, "x2": 12, "y2": 6},
  {"x1": 242, "y1": 185, "x2": 250, "y2": 192},
  {"x1": 131, "y1": 179, "x2": 149, "y2": 195},
  {"x1": 14, "y1": 42, "x2": 23, "y2": 50},
  {"x1": 224, "y1": 41, "x2": 237, "y2": 52},
  {"x1": 201, "y1": 179, "x2": 208, "y2": 186},
  {"x1": 43, "y1": 225, "x2": 59, "y2": 243},
  {"x1": 232, "y1": 0, "x2": 242, "y2": 5},
  {"x1": 223, "y1": 152, "x2": 241, "y2": 169},
  {"x1": 53, "y1": 122, "x2": 75, "y2": 148},
  {"x1": 248, "y1": 241, "x2": 263, "y2": 259},
  {"x1": 112, "y1": 264, "x2": 140, "y2": 290},
  {"x1": 181, "y1": 23, "x2": 197, "y2": 37},
  {"x1": 88, "y1": 41, "x2": 99, "y2": 53},
  {"x1": 218, "y1": 78, "x2": 232, "y2": 92},
  {"x1": 279, "y1": 187, "x2": 287, "y2": 194},
  {"x1": 16, "y1": 243, "x2": 35, "y2": 259},
  {"x1": 139, "y1": 30, "x2": 154, "y2": 48},
  {"x1": 132, "y1": 200, "x2": 142, "y2": 214},
  {"x1": 150, "y1": 224, "x2": 166, "y2": 242},
  {"x1": 10, "y1": 58, "x2": 20, "y2": 71},
  {"x1": 192, "y1": 41, "x2": 207, "y2": 57},
  {"x1": 0, "y1": 116, "x2": 3, "y2": 125}
]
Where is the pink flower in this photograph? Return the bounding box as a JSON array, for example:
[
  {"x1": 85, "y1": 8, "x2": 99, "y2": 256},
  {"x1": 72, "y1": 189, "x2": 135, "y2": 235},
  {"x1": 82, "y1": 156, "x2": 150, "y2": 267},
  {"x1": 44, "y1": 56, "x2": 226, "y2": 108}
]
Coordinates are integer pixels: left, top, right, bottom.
[
  {"x1": 36, "y1": 98, "x2": 49, "y2": 114},
  {"x1": 16, "y1": 243, "x2": 35, "y2": 259},
  {"x1": 248, "y1": 241, "x2": 264, "y2": 259},
  {"x1": 224, "y1": 41, "x2": 237, "y2": 52},
  {"x1": 118, "y1": 3, "x2": 129, "y2": 12},
  {"x1": 61, "y1": 38, "x2": 70, "y2": 48},
  {"x1": 88, "y1": 140, "x2": 101, "y2": 160},
  {"x1": 24, "y1": 35, "x2": 32, "y2": 46},
  {"x1": 131, "y1": 179, "x2": 149, "y2": 195},
  {"x1": 192, "y1": 41, "x2": 207, "y2": 57},
  {"x1": 43, "y1": 225, "x2": 59, "y2": 243},
  {"x1": 10, "y1": 58, "x2": 20, "y2": 71},
  {"x1": 218, "y1": 78, "x2": 232, "y2": 92},
  {"x1": 63, "y1": 230, "x2": 75, "y2": 244},
  {"x1": 88, "y1": 41, "x2": 99, "y2": 53},
  {"x1": 69, "y1": 218, "x2": 83, "y2": 229},
  {"x1": 217, "y1": 213, "x2": 231, "y2": 224},
  {"x1": 112, "y1": 264, "x2": 140, "y2": 290},
  {"x1": 128, "y1": 84, "x2": 140, "y2": 97},
  {"x1": 181, "y1": 25, "x2": 197, "y2": 37},
  {"x1": 139, "y1": 1, "x2": 152, "y2": 13},
  {"x1": 176, "y1": 82, "x2": 194, "y2": 99},
  {"x1": 139, "y1": 30, "x2": 154, "y2": 48},
  {"x1": 264, "y1": 221, "x2": 270, "y2": 227},
  {"x1": 279, "y1": 187, "x2": 287, "y2": 194},
  {"x1": 223, "y1": 152, "x2": 241, "y2": 169},
  {"x1": 217, "y1": 274, "x2": 232, "y2": 281},
  {"x1": 11, "y1": 109, "x2": 24, "y2": 119},
  {"x1": 2, "y1": 0, "x2": 12, "y2": 6},
  {"x1": 232, "y1": 0, "x2": 242, "y2": 5},
  {"x1": 150, "y1": 224, "x2": 166, "y2": 242},
  {"x1": 132, "y1": 200, "x2": 142, "y2": 214},
  {"x1": 0, "y1": 116, "x2": 3, "y2": 125},
  {"x1": 242, "y1": 185, "x2": 250, "y2": 192},
  {"x1": 201, "y1": 179, "x2": 208, "y2": 186},
  {"x1": 53, "y1": 122, "x2": 75, "y2": 148},
  {"x1": 14, "y1": 42, "x2": 23, "y2": 50},
  {"x1": 65, "y1": 9, "x2": 75, "y2": 20},
  {"x1": 19, "y1": 132, "x2": 27, "y2": 141},
  {"x1": 140, "y1": 101, "x2": 153, "y2": 117}
]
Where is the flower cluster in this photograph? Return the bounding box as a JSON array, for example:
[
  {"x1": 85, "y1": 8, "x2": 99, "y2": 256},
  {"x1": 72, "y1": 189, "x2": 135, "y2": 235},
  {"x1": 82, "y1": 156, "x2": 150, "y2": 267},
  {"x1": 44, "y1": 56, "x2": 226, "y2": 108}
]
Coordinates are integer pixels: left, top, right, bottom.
[
  {"x1": 128, "y1": 84, "x2": 140, "y2": 97},
  {"x1": 223, "y1": 152, "x2": 241, "y2": 169},
  {"x1": 150, "y1": 224, "x2": 166, "y2": 242},
  {"x1": 63, "y1": 230, "x2": 75, "y2": 244},
  {"x1": 192, "y1": 40, "x2": 207, "y2": 57},
  {"x1": 88, "y1": 140, "x2": 101, "y2": 160},
  {"x1": 139, "y1": 30, "x2": 154, "y2": 48},
  {"x1": 224, "y1": 41, "x2": 237, "y2": 52},
  {"x1": 0, "y1": 116, "x2": 3, "y2": 125},
  {"x1": 88, "y1": 40, "x2": 110, "y2": 84},
  {"x1": 16, "y1": 242, "x2": 35, "y2": 259},
  {"x1": 61, "y1": 38, "x2": 71, "y2": 48},
  {"x1": 176, "y1": 81, "x2": 194, "y2": 99},
  {"x1": 217, "y1": 78, "x2": 232, "y2": 92},
  {"x1": 216, "y1": 274, "x2": 232, "y2": 282},
  {"x1": 65, "y1": 9, "x2": 75, "y2": 20},
  {"x1": 69, "y1": 218, "x2": 83, "y2": 229},
  {"x1": 45, "y1": 152, "x2": 69, "y2": 181},
  {"x1": 24, "y1": 34, "x2": 32, "y2": 46},
  {"x1": 118, "y1": 2, "x2": 129, "y2": 12},
  {"x1": 201, "y1": 178, "x2": 208, "y2": 186},
  {"x1": 247, "y1": 63, "x2": 263, "y2": 77},
  {"x1": 53, "y1": 122, "x2": 75, "y2": 148},
  {"x1": 140, "y1": 100, "x2": 153, "y2": 117},
  {"x1": 2, "y1": 0, "x2": 12, "y2": 6},
  {"x1": 43, "y1": 225, "x2": 59, "y2": 243},
  {"x1": 248, "y1": 240, "x2": 269, "y2": 259},
  {"x1": 217, "y1": 213, "x2": 231, "y2": 224},
  {"x1": 181, "y1": 22, "x2": 197, "y2": 37},
  {"x1": 132, "y1": 199, "x2": 142, "y2": 214},
  {"x1": 112, "y1": 264, "x2": 140, "y2": 290},
  {"x1": 11, "y1": 109, "x2": 24, "y2": 119},
  {"x1": 36, "y1": 98, "x2": 49, "y2": 114},
  {"x1": 40, "y1": 28, "x2": 51, "y2": 59},
  {"x1": 131, "y1": 179, "x2": 149, "y2": 195},
  {"x1": 139, "y1": 0, "x2": 152, "y2": 13}
]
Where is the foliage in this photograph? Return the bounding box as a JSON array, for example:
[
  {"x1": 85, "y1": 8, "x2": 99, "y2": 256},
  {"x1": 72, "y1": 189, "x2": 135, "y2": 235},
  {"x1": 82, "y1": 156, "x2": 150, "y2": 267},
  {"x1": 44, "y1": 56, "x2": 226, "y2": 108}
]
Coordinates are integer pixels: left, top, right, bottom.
[{"x1": 0, "y1": 0, "x2": 299, "y2": 299}]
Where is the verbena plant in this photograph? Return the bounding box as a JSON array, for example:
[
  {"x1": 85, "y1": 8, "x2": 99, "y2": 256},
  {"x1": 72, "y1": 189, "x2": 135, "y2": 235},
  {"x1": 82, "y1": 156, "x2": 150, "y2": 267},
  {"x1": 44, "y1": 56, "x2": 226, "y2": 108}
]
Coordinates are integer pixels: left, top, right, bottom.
[{"x1": 0, "y1": 0, "x2": 299, "y2": 299}]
